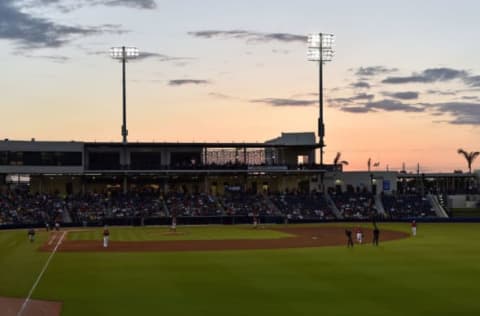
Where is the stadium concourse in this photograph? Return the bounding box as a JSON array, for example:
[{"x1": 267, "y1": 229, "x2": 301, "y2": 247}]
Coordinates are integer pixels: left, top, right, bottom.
[{"x1": 0, "y1": 134, "x2": 478, "y2": 227}]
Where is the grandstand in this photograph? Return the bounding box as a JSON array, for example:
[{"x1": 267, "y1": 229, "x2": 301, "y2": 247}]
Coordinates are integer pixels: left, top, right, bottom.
[{"x1": 0, "y1": 135, "x2": 479, "y2": 227}]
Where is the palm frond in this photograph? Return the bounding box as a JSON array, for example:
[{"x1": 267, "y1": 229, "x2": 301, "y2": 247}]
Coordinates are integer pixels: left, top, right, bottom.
[
  {"x1": 334, "y1": 152, "x2": 341, "y2": 165},
  {"x1": 457, "y1": 148, "x2": 468, "y2": 156}
]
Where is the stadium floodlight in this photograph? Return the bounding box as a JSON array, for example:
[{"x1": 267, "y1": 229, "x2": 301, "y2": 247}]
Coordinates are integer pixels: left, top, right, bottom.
[
  {"x1": 307, "y1": 33, "x2": 335, "y2": 169},
  {"x1": 307, "y1": 47, "x2": 334, "y2": 62},
  {"x1": 307, "y1": 33, "x2": 334, "y2": 61},
  {"x1": 110, "y1": 47, "x2": 139, "y2": 59},
  {"x1": 110, "y1": 46, "x2": 140, "y2": 144}
]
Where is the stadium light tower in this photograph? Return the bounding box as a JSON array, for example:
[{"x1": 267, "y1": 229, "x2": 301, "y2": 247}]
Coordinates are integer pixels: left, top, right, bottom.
[
  {"x1": 110, "y1": 46, "x2": 139, "y2": 144},
  {"x1": 307, "y1": 33, "x2": 334, "y2": 166}
]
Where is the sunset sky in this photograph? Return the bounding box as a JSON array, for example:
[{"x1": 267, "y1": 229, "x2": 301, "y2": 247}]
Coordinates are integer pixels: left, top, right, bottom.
[{"x1": 1, "y1": 0, "x2": 479, "y2": 172}]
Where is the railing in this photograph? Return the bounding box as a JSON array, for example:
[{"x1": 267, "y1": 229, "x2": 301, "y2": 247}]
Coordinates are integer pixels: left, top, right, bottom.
[{"x1": 86, "y1": 163, "x2": 338, "y2": 172}]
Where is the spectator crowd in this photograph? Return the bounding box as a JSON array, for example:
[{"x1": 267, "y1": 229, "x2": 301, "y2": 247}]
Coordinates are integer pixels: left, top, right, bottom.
[{"x1": 0, "y1": 186, "x2": 440, "y2": 226}]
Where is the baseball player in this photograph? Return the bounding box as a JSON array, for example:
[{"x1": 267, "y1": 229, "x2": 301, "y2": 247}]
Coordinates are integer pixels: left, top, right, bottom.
[
  {"x1": 27, "y1": 228, "x2": 35, "y2": 243},
  {"x1": 372, "y1": 225, "x2": 380, "y2": 246},
  {"x1": 411, "y1": 220, "x2": 417, "y2": 237},
  {"x1": 356, "y1": 227, "x2": 364, "y2": 244},
  {"x1": 345, "y1": 229, "x2": 354, "y2": 248},
  {"x1": 171, "y1": 214, "x2": 177, "y2": 232},
  {"x1": 103, "y1": 225, "x2": 110, "y2": 248}
]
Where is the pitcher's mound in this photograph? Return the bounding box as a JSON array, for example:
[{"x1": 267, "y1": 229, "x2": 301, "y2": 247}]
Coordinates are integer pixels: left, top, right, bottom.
[{"x1": 0, "y1": 296, "x2": 62, "y2": 316}]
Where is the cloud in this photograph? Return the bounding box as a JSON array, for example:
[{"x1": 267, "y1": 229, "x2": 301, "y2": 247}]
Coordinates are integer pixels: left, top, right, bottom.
[
  {"x1": 382, "y1": 91, "x2": 419, "y2": 100},
  {"x1": 209, "y1": 92, "x2": 236, "y2": 100},
  {"x1": 329, "y1": 65, "x2": 480, "y2": 125},
  {"x1": 0, "y1": 1, "x2": 124, "y2": 49},
  {"x1": 334, "y1": 99, "x2": 427, "y2": 115},
  {"x1": 462, "y1": 96, "x2": 479, "y2": 101},
  {"x1": 188, "y1": 30, "x2": 307, "y2": 44},
  {"x1": 340, "y1": 107, "x2": 374, "y2": 113},
  {"x1": 290, "y1": 92, "x2": 318, "y2": 98},
  {"x1": 350, "y1": 81, "x2": 371, "y2": 89},
  {"x1": 16, "y1": 53, "x2": 70, "y2": 63},
  {"x1": 168, "y1": 79, "x2": 210, "y2": 86},
  {"x1": 100, "y1": 0, "x2": 157, "y2": 9},
  {"x1": 134, "y1": 52, "x2": 192, "y2": 62},
  {"x1": 353, "y1": 66, "x2": 398, "y2": 76},
  {"x1": 464, "y1": 75, "x2": 480, "y2": 87},
  {"x1": 382, "y1": 67, "x2": 468, "y2": 84},
  {"x1": 329, "y1": 93, "x2": 375, "y2": 105},
  {"x1": 22, "y1": 0, "x2": 157, "y2": 11},
  {"x1": 429, "y1": 102, "x2": 480, "y2": 125},
  {"x1": 426, "y1": 89, "x2": 458, "y2": 96},
  {"x1": 366, "y1": 99, "x2": 424, "y2": 112},
  {"x1": 87, "y1": 50, "x2": 193, "y2": 68},
  {"x1": 250, "y1": 98, "x2": 316, "y2": 107}
]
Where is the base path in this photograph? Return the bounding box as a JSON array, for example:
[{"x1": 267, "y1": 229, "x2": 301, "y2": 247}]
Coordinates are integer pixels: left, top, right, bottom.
[
  {"x1": 0, "y1": 297, "x2": 62, "y2": 316},
  {"x1": 41, "y1": 226, "x2": 409, "y2": 253}
]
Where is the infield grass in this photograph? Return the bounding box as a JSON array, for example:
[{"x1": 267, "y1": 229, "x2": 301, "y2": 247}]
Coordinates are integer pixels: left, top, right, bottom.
[
  {"x1": 67, "y1": 225, "x2": 293, "y2": 241},
  {"x1": 1, "y1": 223, "x2": 480, "y2": 316}
]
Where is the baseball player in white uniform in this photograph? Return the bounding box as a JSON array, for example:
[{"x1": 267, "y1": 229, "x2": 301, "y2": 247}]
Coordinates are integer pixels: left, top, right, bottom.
[
  {"x1": 411, "y1": 220, "x2": 417, "y2": 237},
  {"x1": 103, "y1": 225, "x2": 110, "y2": 248},
  {"x1": 356, "y1": 227, "x2": 363, "y2": 244},
  {"x1": 171, "y1": 215, "x2": 177, "y2": 232}
]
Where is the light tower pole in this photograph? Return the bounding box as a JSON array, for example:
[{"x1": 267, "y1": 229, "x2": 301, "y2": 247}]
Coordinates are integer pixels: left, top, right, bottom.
[
  {"x1": 307, "y1": 33, "x2": 334, "y2": 166},
  {"x1": 110, "y1": 46, "x2": 139, "y2": 144},
  {"x1": 110, "y1": 47, "x2": 139, "y2": 194}
]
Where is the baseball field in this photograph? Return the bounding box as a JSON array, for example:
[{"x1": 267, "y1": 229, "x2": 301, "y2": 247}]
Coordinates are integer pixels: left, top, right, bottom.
[{"x1": 1, "y1": 223, "x2": 479, "y2": 316}]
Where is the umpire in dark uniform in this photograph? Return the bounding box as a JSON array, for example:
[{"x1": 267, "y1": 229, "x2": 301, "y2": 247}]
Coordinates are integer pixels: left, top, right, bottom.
[
  {"x1": 373, "y1": 225, "x2": 380, "y2": 246},
  {"x1": 345, "y1": 229, "x2": 354, "y2": 248}
]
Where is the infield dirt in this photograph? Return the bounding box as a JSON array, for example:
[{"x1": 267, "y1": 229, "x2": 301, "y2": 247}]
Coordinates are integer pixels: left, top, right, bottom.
[
  {"x1": 0, "y1": 296, "x2": 62, "y2": 316},
  {"x1": 41, "y1": 226, "x2": 408, "y2": 253}
]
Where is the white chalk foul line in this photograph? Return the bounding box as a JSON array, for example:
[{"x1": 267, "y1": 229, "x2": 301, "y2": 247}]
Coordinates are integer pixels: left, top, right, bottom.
[
  {"x1": 17, "y1": 231, "x2": 66, "y2": 316},
  {"x1": 47, "y1": 233, "x2": 56, "y2": 246}
]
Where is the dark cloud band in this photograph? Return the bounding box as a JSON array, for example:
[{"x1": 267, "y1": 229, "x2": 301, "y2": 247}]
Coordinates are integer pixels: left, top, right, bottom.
[
  {"x1": 250, "y1": 98, "x2": 316, "y2": 107},
  {"x1": 168, "y1": 79, "x2": 210, "y2": 86},
  {"x1": 23, "y1": 0, "x2": 157, "y2": 11},
  {"x1": 382, "y1": 91, "x2": 419, "y2": 100},
  {"x1": 188, "y1": 30, "x2": 307, "y2": 44},
  {"x1": 0, "y1": 0, "x2": 125, "y2": 49},
  {"x1": 382, "y1": 68, "x2": 468, "y2": 84},
  {"x1": 354, "y1": 66, "x2": 397, "y2": 76}
]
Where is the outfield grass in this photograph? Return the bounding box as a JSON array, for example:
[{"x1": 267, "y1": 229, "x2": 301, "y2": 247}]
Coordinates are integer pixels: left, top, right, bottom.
[
  {"x1": 1, "y1": 223, "x2": 480, "y2": 316},
  {"x1": 0, "y1": 229, "x2": 50, "y2": 297},
  {"x1": 67, "y1": 225, "x2": 293, "y2": 241}
]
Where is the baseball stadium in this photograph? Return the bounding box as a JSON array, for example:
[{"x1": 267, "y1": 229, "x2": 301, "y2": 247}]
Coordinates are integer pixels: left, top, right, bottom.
[
  {"x1": 1, "y1": 108, "x2": 480, "y2": 316},
  {"x1": 2, "y1": 2, "x2": 480, "y2": 316}
]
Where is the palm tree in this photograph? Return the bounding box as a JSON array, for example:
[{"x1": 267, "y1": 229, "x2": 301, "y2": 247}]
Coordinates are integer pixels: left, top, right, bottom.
[
  {"x1": 367, "y1": 158, "x2": 371, "y2": 172},
  {"x1": 333, "y1": 152, "x2": 349, "y2": 169},
  {"x1": 457, "y1": 149, "x2": 480, "y2": 173}
]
